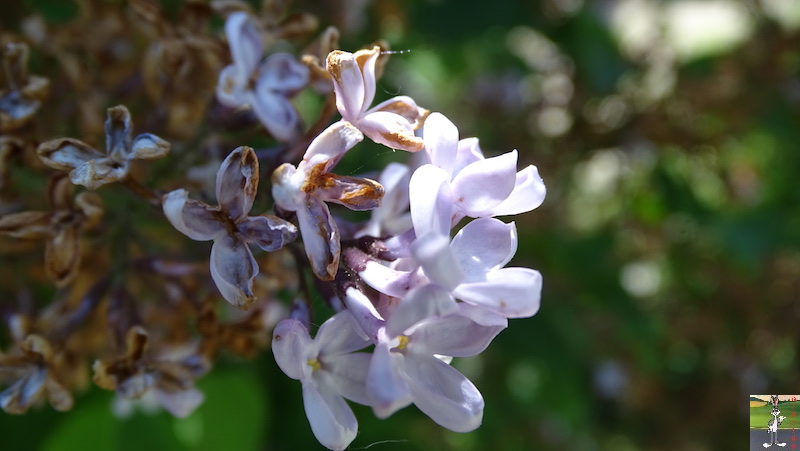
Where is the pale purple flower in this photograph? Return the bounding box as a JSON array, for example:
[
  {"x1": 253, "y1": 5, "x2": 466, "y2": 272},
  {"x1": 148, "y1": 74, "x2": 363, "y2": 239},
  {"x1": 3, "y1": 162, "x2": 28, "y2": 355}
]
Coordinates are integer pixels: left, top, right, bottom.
[
  {"x1": 272, "y1": 311, "x2": 372, "y2": 451},
  {"x1": 272, "y1": 121, "x2": 383, "y2": 280},
  {"x1": 363, "y1": 301, "x2": 505, "y2": 431},
  {"x1": 359, "y1": 217, "x2": 542, "y2": 335},
  {"x1": 420, "y1": 112, "x2": 546, "y2": 224},
  {"x1": 327, "y1": 46, "x2": 428, "y2": 152},
  {"x1": 37, "y1": 105, "x2": 169, "y2": 190},
  {"x1": 163, "y1": 146, "x2": 297, "y2": 308},
  {"x1": 216, "y1": 12, "x2": 308, "y2": 142}
]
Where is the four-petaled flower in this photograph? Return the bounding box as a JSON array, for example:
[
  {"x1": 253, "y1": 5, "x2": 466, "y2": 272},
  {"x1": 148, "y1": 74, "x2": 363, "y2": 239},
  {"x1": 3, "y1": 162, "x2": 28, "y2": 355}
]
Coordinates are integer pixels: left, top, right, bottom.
[
  {"x1": 0, "y1": 174, "x2": 103, "y2": 287},
  {"x1": 37, "y1": 105, "x2": 170, "y2": 190},
  {"x1": 327, "y1": 46, "x2": 428, "y2": 152},
  {"x1": 163, "y1": 146, "x2": 297, "y2": 309},
  {"x1": 272, "y1": 121, "x2": 384, "y2": 280},
  {"x1": 93, "y1": 326, "x2": 210, "y2": 418},
  {"x1": 272, "y1": 311, "x2": 372, "y2": 451},
  {"x1": 216, "y1": 11, "x2": 309, "y2": 142}
]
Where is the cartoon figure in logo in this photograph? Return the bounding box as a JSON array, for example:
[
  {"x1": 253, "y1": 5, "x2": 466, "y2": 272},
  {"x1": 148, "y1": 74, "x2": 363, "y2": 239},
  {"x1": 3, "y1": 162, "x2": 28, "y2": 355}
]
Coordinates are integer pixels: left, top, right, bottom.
[{"x1": 764, "y1": 395, "x2": 787, "y2": 448}]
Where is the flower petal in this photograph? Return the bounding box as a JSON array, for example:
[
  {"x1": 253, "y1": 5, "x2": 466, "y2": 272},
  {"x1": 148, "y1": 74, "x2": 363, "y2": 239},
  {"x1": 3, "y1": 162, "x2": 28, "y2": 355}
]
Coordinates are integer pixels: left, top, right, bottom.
[
  {"x1": 155, "y1": 386, "x2": 204, "y2": 418},
  {"x1": 453, "y1": 137, "x2": 484, "y2": 176},
  {"x1": 409, "y1": 312, "x2": 504, "y2": 358},
  {"x1": 411, "y1": 232, "x2": 464, "y2": 291},
  {"x1": 236, "y1": 214, "x2": 297, "y2": 251},
  {"x1": 0, "y1": 211, "x2": 52, "y2": 238},
  {"x1": 358, "y1": 260, "x2": 414, "y2": 298},
  {"x1": 314, "y1": 174, "x2": 384, "y2": 211},
  {"x1": 257, "y1": 52, "x2": 309, "y2": 93},
  {"x1": 297, "y1": 196, "x2": 339, "y2": 280},
  {"x1": 216, "y1": 146, "x2": 259, "y2": 220},
  {"x1": 369, "y1": 96, "x2": 427, "y2": 128},
  {"x1": 318, "y1": 353, "x2": 372, "y2": 405},
  {"x1": 367, "y1": 341, "x2": 412, "y2": 418},
  {"x1": 327, "y1": 49, "x2": 367, "y2": 121},
  {"x1": 409, "y1": 164, "x2": 453, "y2": 238},
  {"x1": 450, "y1": 150, "x2": 518, "y2": 217},
  {"x1": 209, "y1": 234, "x2": 258, "y2": 309},
  {"x1": 104, "y1": 105, "x2": 133, "y2": 162},
  {"x1": 69, "y1": 158, "x2": 128, "y2": 190},
  {"x1": 301, "y1": 121, "x2": 363, "y2": 171},
  {"x1": 359, "y1": 111, "x2": 424, "y2": 152},
  {"x1": 45, "y1": 225, "x2": 80, "y2": 287},
  {"x1": 272, "y1": 318, "x2": 314, "y2": 380},
  {"x1": 449, "y1": 218, "x2": 517, "y2": 280},
  {"x1": 405, "y1": 353, "x2": 484, "y2": 432},
  {"x1": 483, "y1": 165, "x2": 546, "y2": 216},
  {"x1": 225, "y1": 12, "x2": 262, "y2": 77},
  {"x1": 342, "y1": 287, "x2": 385, "y2": 341},
  {"x1": 162, "y1": 189, "x2": 225, "y2": 241},
  {"x1": 453, "y1": 267, "x2": 542, "y2": 318},
  {"x1": 316, "y1": 311, "x2": 371, "y2": 356},
  {"x1": 251, "y1": 88, "x2": 302, "y2": 143},
  {"x1": 37, "y1": 138, "x2": 104, "y2": 171},
  {"x1": 386, "y1": 284, "x2": 458, "y2": 338},
  {"x1": 302, "y1": 380, "x2": 358, "y2": 451},
  {"x1": 130, "y1": 133, "x2": 170, "y2": 160},
  {"x1": 423, "y1": 112, "x2": 459, "y2": 174}
]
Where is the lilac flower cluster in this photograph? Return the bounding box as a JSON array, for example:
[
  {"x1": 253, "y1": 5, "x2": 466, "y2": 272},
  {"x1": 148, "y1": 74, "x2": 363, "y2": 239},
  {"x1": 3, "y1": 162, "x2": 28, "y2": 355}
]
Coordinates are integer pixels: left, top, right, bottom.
[
  {"x1": 0, "y1": 7, "x2": 544, "y2": 445},
  {"x1": 268, "y1": 46, "x2": 547, "y2": 450}
]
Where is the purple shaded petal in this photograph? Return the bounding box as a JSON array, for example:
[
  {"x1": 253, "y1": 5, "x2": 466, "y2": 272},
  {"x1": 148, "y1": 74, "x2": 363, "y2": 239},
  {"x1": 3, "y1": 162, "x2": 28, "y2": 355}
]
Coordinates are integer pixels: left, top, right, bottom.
[
  {"x1": 456, "y1": 303, "x2": 509, "y2": 328},
  {"x1": 258, "y1": 52, "x2": 309, "y2": 93},
  {"x1": 358, "y1": 260, "x2": 414, "y2": 298},
  {"x1": 272, "y1": 318, "x2": 314, "y2": 380},
  {"x1": 453, "y1": 268, "x2": 542, "y2": 318},
  {"x1": 236, "y1": 214, "x2": 297, "y2": 251},
  {"x1": 451, "y1": 150, "x2": 518, "y2": 217},
  {"x1": 302, "y1": 381, "x2": 357, "y2": 451},
  {"x1": 216, "y1": 65, "x2": 249, "y2": 107},
  {"x1": 423, "y1": 113, "x2": 459, "y2": 174},
  {"x1": 319, "y1": 353, "x2": 372, "y2": 405},
  {"x1": 449, "y1": 218, "x2": 517, "y2": 279},
  {"x1": 367, "y1": 341, "x2": 412, "y2": 418},
  {"x1": 453, "y1": 138, "x2": 484, "y2": 176},
  {"x1": 156, "y1": 387, "x2": 204, "y2": 418},
  {"x1": 409, "y1": 164, "x2": 452, "y2": 238},
  {"x1": 343, "y1": 288, "x2": 385, "y2": 341},
  {"x1": 301, "y1": 121, "x2": 363, "y2": 170},
  {"x1": 409, "y1": 313, "x2": 504, "y2": 357},
  {"x1": 162, "y1": 189, "x2": 225, "y2": 241},
  {"x1": 386, "y1": 284, "x2": 457, "y2": 338},
  {"x1": 316, "y1": 311, "x2": 371, "y2": 356},
  {"x1": 404, "y1": 354, "x2": 483, "y2": 432},
  {"x1": 297, "y1": 196, "x2": 339, "y2": 280},
  {"x1": 225, "y1": 12, "x2": 262, "y2": 77},
  {"x1": 130, "y1": 133, "x2": 170, "y2": 160},
  {"x1": 216, "y1": 146, "x2": 259, "y2": 220},
  {"x1": 104, "y1": 105, "x2": 133, "y2": 162},
  {"x1": 356, "y1": 162, "x2": 411, "y2": 238},
  {"x1": 271, "y1": 163, "x2": 305, "y2": 211},
  {"x1": 411, "y1": 233, "x2": 464, "y2": 291},
  {"x1": 484, "y1": 165, "x2": 546, "y2": 216},
  {"x1": 209, "y1": 234, "x2": 258, "y2": 308},
  {"x1": 251, "y1": 88, "x2": 301, "y2": 143}
]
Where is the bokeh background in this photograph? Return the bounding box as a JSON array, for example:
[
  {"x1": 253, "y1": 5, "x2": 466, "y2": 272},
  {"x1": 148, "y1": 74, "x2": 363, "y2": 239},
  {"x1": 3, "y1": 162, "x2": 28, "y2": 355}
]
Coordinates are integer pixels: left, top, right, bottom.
[{"x1": 2, "y1": 0, "x2": 800, "y2": 449}]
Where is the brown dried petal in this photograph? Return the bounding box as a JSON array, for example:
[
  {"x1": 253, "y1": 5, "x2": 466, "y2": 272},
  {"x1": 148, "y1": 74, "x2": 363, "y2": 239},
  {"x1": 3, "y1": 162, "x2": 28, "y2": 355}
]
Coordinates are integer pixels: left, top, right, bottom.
[
  {"x1": 314, "y1": 174, "x2": 384, "y2": 211},
  {"x1": 20, "y1": 335, "x2": 53, "y2": 362},
  {"x1": 104, "y1": 105, "x2": 133, "y2": 162},
  {"x1": 216, "y1": 146, "x2": 259, "y2": 221},
  {"x1": 37, "y1": 138, "x2": 104, "y2": 172},
  {"x1": 0, "y1": 211, "x2": 53, "y2": 239},
  {"x1": 47, "y1": 174, "x2": 73, "y2": 212},
  {"x1": 45, "y1": 224, "x2": 80, "y2": 287},
  {"x1": 20, "y1": 76, "x2": 49, "y2": 101},
  {"x1": 69, "y1": 157, "x2": 129, "y2": 190},
  {"x1": 130, "y1": 133, "x2": 170, "y2": 160},
  {"x1": 44, "y1": 376, "x2": 74, "y2": 411},
  {"x1": 74, "y1": 192, "x2": 104, "y2": 229},
  {"x1": 0, "y1": 368, "x2": 46, "y2": 414}
]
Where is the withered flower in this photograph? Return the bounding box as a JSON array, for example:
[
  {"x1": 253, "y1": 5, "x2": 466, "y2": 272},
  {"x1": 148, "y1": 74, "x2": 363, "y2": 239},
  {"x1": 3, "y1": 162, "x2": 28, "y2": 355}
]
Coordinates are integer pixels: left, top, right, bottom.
[
  {"x1": 93, "y1": 326, "x2": 210, "y2": 418},
  {"x1": 163, "y1": 146, "x2": 297, "y2": 308},
  {"x1": 130, "y1": 0, "x2": 225, "y2": 139},
  {"x1": 0, "y1": 174, "x2": 103, "y2": 287},
  {"x1": 37, "y1": 105, "x2": 170, "y2": 190},
  {"x1": 0, "y1": 334, "x2": 75, "y2": 414},
  {"x1": 0, "y1": 42, "x2": 49, "y2": 132}
]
